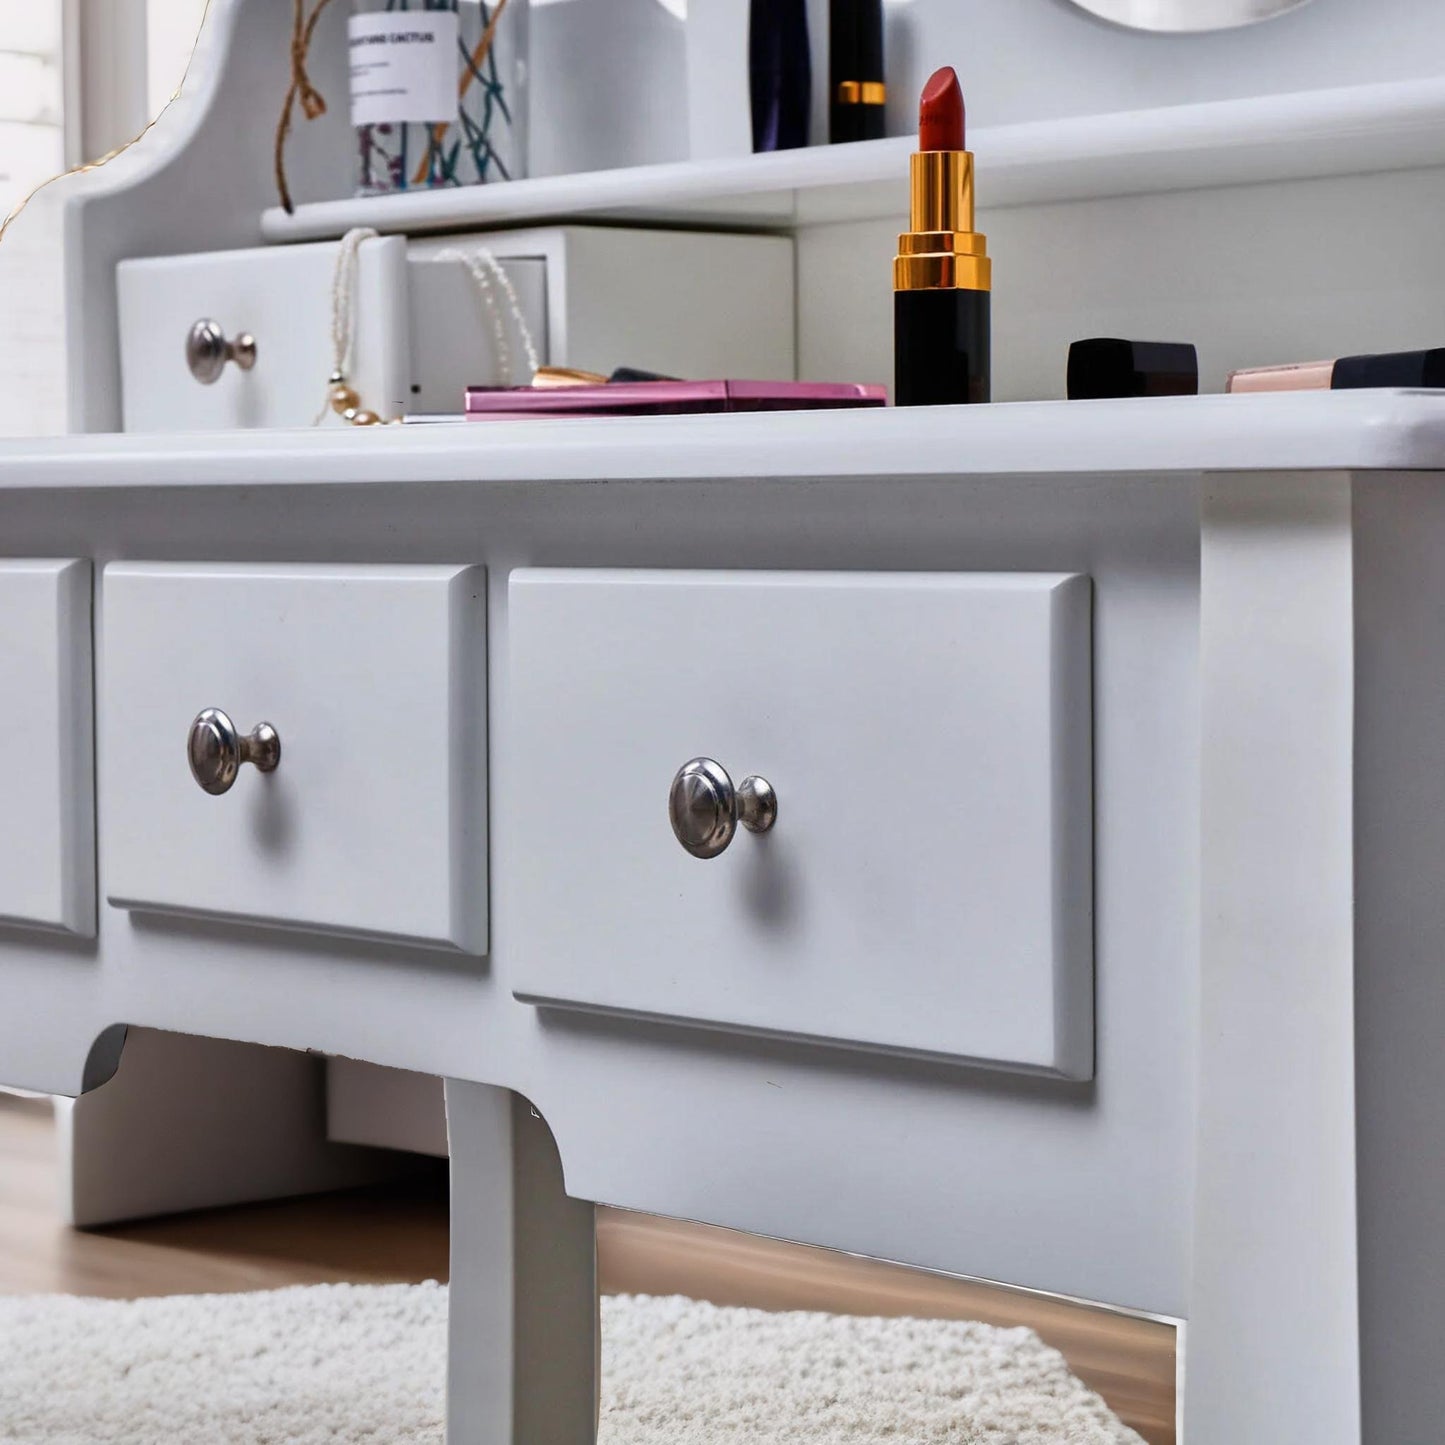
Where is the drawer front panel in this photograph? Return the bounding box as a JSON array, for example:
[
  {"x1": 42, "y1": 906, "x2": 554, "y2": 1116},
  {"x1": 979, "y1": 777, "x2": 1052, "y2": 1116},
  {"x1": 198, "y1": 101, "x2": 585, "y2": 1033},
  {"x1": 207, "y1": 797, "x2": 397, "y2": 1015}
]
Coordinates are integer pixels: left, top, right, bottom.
[
  {"x1": 102, "y1": 564, "x2": 486, "y2": 951},
  {"x1": 508, "y1": 569, "x2": 1093, "y2": 1077},
  {"x1": 118, "y1": 239, "x2": 410, "y2": 432},
  {"x1": 0, "y1": 560, "x2": 95, "y2": 935},
  {"x1": 118, "y1": 229, "x2": 793, "y2": 432}
]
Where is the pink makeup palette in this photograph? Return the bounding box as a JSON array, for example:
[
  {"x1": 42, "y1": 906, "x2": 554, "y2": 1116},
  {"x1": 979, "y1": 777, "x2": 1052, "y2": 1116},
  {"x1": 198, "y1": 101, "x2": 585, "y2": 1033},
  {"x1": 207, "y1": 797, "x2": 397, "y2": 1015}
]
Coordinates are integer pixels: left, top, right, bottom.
[{"x1": 464, "y1": 380, "x2": 887, "y2": 418}]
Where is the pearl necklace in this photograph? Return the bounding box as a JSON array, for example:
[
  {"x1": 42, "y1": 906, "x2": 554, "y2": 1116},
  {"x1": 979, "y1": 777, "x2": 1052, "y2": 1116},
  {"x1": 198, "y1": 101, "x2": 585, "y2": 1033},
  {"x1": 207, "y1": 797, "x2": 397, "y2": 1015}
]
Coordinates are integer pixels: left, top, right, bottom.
[
  {"x1": 430, "y1": 245, "x2": 541, "y2": 385},
  {"x1": 321, "y1": 227, "x2": 382, "y2": 425},
  {"x1": 320, "y1": 226, "x2": 540, "y2": 426}
]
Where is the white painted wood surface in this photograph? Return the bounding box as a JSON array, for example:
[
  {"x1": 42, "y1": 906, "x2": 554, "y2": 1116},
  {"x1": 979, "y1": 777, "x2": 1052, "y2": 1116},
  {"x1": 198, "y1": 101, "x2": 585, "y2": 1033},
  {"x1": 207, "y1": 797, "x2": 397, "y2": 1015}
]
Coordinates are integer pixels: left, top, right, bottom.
[
  {"x1": 117, "y1": 226, "x2": 795, "y2": 430},
  {"x1": 1189, "y1": 472, "x2": 1360, "y2": 1442},
  {"x1": 407, "y1": 227, "x2": 796, "y2": 406},
  {"x1": 509, "y1": 569, "x2": 1093, "y2": 1077},
  {"x1": 445, "y1": 1082, "x2": 597, "y2": 1445},
  {"x1": 4, "y1": 389, "x2": 1444, "y2": 487},
  {"x1": 0, "y1": 443, "x2": 1202, "y2": 1323},
  {"x1": 27, "y1": 0, "x2": 1445, "y2": 1434},
  {"x1": 406, "y1": 246, "x2": 549, "y2": 410},
  {"x1": 1351, "y1": 472, "x2": 1445, "y2": 1441},
  {"x1": 101, "y1": 563, "x2": 488, "y2": 952},
  {"x1": 0, "y1": 402, "x2": 1440, "y2": 1439},
  {"x1": 60, "y1": 1026, "x2": 406, "y2": 1227},
  {"x1": 327, "y1": 1057, "x2": 448, "y2": 1158},
  {"x1": 0, "y1": 560, "x2": 94, "y2": 935},
  {"x1": 118, "y1": 237, "x2": 409, "y2": 431},
  {"x1": 260, "y1": 76, "x2": 1445, "y2": 240}
]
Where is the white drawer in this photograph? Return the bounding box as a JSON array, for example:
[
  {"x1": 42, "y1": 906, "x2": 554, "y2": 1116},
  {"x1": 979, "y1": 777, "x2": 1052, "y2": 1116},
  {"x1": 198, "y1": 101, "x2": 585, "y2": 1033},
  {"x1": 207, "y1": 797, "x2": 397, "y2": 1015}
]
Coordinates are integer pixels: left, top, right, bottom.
[
  {"x1": 406, "y1": 227, "x2": 796, "y2": 401},
  {"x1": 118, "y1": 238, "x2": 414, "y2": 432},
  {"x1": 508, "y1": 569, "x2": 1094, "y2": 1078},
  {"x1": 0, "y1": 560, "x2": 95, "y2": 936},
  {"x1": 119, "y1": 227, "x2": 795, "y2": 432},
  {"x1": 102, "y1": 563, "x2": 487, "y2": 952}
]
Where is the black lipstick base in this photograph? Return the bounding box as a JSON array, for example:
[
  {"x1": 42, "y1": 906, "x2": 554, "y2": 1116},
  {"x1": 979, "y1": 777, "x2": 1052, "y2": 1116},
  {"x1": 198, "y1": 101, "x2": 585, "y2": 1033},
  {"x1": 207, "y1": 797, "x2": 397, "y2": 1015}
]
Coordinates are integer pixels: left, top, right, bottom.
[{"x1": 893, "y1": 288, "x2": 991, "y2": 406}]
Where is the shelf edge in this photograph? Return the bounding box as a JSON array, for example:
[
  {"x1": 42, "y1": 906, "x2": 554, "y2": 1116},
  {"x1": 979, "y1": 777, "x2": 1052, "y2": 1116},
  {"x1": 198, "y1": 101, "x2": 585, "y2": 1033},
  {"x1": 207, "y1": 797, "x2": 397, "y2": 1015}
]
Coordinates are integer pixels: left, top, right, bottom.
[{"x1": 261, "y1": 75, "x2": 1445, "y2": 242}]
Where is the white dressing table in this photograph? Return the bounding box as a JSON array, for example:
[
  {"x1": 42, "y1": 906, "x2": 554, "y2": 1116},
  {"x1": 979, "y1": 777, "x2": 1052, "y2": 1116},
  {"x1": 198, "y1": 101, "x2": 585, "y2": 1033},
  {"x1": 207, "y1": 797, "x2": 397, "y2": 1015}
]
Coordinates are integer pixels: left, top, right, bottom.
[
  {"x1": 9, "y1": 0, "x2": 1445, "y2": 1436},
  {"x1": 0, "y1": 392, "x2": 1441, "y2": 1442}
]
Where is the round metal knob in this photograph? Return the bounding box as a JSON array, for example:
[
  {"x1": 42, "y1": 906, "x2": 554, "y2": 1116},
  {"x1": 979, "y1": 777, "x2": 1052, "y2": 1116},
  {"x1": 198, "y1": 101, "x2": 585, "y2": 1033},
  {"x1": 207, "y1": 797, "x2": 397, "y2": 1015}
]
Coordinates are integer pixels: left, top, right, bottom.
[
  {"x1": 668, "y1": 757, "x2": 777, "y2": 859},
  {"x1": 186, "y1": 319, "x2": 257, "y2": 384},
  {"x1": 187, "y1": 708, "x2": 280, "y2": 795}
]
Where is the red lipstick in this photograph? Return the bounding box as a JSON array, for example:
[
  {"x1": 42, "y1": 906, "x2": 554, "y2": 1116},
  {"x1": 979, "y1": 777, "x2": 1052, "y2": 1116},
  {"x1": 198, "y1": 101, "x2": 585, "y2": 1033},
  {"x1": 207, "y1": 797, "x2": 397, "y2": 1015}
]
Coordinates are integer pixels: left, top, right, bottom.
[
  {"x1": 918, "y1": 65, "x2": 964, "y2": 153},
  {"x1": 894, "y1": 67, "x2": 991, "y2": 406}
]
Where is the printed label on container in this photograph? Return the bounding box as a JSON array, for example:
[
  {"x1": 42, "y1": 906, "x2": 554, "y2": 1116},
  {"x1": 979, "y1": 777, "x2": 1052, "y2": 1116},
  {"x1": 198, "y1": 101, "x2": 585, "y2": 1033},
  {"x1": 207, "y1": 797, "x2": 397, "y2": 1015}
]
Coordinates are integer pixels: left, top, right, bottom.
[{"x1": 349, "y1": 10, "x2": 459, "y2": 127}]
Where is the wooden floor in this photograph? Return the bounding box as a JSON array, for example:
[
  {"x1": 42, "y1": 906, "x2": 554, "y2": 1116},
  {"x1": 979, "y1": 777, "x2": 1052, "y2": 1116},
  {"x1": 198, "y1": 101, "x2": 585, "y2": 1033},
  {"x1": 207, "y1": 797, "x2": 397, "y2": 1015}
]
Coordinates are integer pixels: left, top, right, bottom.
[{"x1": 0, "y1": 1092, "x2": 1175, "y2": 1442}]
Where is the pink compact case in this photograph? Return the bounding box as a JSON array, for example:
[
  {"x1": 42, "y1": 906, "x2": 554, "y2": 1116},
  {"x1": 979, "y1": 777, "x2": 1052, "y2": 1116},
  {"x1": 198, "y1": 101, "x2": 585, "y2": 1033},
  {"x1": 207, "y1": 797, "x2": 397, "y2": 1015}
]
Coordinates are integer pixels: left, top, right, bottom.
[{"x1": 464, "y1": 380, "x2": 887, "y2": 418}]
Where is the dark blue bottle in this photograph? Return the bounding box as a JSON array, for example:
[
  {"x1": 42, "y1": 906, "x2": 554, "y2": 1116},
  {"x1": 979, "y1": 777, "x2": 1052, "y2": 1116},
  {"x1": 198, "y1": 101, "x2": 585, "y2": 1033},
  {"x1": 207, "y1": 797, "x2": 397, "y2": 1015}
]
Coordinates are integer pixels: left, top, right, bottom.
[{"x1": 750, "y1": 0, "x2": 812, "y2": 151}]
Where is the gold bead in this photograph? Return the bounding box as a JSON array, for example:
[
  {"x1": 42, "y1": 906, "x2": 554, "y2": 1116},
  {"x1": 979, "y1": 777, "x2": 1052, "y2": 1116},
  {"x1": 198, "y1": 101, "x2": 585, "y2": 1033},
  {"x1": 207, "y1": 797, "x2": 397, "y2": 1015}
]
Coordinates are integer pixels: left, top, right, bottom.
[
  {"x1": 329, "y1": 383, "x2": 360, "y2": 415},
  {"x1": 349, "y1": 409, "x2": 381, "y2": 426}
]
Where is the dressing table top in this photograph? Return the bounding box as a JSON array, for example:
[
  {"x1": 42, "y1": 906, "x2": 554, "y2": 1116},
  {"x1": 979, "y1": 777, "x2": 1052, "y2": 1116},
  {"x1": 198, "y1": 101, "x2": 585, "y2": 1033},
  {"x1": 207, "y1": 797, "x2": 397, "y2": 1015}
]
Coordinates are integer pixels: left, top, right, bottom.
[{"x1": 1, "y1": 389, "x2": 1442, "y2": 489}]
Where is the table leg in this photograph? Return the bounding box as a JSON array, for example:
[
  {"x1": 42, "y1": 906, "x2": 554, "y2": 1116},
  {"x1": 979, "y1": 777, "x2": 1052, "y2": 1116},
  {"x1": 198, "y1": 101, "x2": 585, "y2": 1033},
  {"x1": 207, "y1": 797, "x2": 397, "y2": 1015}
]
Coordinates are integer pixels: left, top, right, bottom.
[
  {"x1": 1190, "y1": 472, "x2": 1361, "y2": 1442},
  {"x1": 445, "y1": 1080, "x2": 598, "y2": 1445}
]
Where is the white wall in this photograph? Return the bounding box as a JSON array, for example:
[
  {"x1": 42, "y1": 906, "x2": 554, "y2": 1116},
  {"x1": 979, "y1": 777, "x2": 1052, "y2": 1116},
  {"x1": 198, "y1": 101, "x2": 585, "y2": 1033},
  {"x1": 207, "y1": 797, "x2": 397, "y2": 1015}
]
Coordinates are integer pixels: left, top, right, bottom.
[
  {"x1": 0, "y1": 188, "x2": 67, "y2": 436},
  {"x1": 147, "y1": 0, "x2": 209, "y2": 118},
  {"x1": 0, "y1": 0, "x2": 67, "y2": 436},
  {"x1": 695, "y1": 0, "x2": 1445, "y2": 161},
  {"x1": 531, "y1": 0, "x2": 689, "y2": 175},
  {"x1": 0, "y1": 0, "x2": 206, "y2": 437},
  {"x1": 798, "y1": 164, "x2": 1445, "y2": 400},
  {"x1": 876, "y1": 0, "x2": 1445, "y2": 136}
]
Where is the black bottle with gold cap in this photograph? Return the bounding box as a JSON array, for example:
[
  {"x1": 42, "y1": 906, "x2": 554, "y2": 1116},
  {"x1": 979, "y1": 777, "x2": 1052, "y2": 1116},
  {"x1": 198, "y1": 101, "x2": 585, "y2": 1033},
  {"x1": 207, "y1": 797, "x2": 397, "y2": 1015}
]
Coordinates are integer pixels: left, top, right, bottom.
[{"x1": 830, "y1": 0, "x2": 885, "y2": 143}]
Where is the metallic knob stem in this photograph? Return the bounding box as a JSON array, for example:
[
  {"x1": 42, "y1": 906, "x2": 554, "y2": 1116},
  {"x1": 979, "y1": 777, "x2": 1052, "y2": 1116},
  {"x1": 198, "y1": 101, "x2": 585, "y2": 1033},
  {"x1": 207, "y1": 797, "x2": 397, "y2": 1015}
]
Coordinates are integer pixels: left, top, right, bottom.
[
  {"x1": 186, "y1": 319, "x2": 257, "y2": 384},
  {"x1": 668, "y1": 757, "x2": 777, "y2": 859},
  {"x1": 187, "y1": 708, "x2": 280, "y2": 795}
]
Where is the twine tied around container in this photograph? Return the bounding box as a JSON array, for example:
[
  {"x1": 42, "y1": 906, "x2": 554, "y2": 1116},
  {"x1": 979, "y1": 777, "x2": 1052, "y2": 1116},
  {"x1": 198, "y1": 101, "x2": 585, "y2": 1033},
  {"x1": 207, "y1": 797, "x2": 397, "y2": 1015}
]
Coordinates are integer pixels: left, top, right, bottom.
[{"x1": 274, "y1": 0, "x2": 337, "y2": 215}]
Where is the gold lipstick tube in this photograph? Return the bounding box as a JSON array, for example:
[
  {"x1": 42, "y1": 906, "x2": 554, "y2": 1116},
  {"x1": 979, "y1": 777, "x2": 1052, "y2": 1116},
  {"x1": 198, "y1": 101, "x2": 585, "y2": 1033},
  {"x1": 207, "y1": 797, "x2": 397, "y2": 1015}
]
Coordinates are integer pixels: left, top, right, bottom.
[
  {"x1": 894, "y1": 151, "x2": 991, "y2": 293},
  {"x1": 893, "y1": 151, "x2": 992, "y2": 405}
]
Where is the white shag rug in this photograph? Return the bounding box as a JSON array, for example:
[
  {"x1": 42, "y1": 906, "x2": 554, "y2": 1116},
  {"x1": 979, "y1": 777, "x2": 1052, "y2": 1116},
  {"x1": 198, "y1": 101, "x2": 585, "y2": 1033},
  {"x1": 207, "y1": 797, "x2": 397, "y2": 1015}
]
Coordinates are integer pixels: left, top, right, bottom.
[{"x1": 0, "y1": 1283, "x2": 1146, "y2": 1444}]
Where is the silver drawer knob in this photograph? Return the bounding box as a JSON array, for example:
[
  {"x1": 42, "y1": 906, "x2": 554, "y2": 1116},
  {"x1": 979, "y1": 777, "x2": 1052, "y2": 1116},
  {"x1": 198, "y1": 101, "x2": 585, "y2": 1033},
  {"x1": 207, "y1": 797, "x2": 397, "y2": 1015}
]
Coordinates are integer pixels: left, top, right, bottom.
[
  {"x1": 188, "y1": 708, "x2": 280, "y2": 795},
  {"x1": 186, "y1": 318, "x2": 257, "y2": 384},
  {"x1": 668, "y1": 757, "x2": 777, "y2": 859}
]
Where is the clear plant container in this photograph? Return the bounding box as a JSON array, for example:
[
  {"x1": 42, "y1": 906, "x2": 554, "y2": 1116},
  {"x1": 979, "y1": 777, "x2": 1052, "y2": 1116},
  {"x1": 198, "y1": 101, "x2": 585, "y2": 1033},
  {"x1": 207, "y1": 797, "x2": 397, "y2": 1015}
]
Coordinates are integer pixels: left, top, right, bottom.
[{"x1": 351, "y1": 0, "x2": 528, "y2": 196}]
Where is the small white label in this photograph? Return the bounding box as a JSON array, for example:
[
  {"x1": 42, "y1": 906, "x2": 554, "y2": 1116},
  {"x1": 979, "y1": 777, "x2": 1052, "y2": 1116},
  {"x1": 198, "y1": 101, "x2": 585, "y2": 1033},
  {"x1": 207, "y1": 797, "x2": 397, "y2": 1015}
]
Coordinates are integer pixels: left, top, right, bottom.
[{"x1": 349, "y1": 10, "x2": 459, "y2": 127}]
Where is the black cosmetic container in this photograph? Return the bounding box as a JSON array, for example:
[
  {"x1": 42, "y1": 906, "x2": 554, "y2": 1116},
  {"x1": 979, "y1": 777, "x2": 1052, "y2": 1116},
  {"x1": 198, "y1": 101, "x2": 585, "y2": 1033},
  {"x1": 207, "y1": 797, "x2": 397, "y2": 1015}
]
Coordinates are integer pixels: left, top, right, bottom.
[
  {"x1": 894, "y1": 291, "x2": 991, "y2": 406},
  {"x1": 1333, "y1": 348, "x2": 1445, "y2": 388},
  {"x1": 750, "y1": 0, "x2": 812, "y2": 151},
  {"x1": 830, "y1": 0, "x2": 885, "y2": 143},
  {"x1": 1067, "y1": 338, "x2": 1199, "y2": 399}
]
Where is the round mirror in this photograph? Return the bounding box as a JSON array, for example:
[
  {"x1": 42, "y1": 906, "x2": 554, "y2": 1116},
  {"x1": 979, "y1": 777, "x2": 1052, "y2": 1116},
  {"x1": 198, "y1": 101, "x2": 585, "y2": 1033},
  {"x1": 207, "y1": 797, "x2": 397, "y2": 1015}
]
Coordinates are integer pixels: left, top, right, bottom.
[{"x1": 1067, "y1": 0, "x2": 1316, "y2": 32}]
